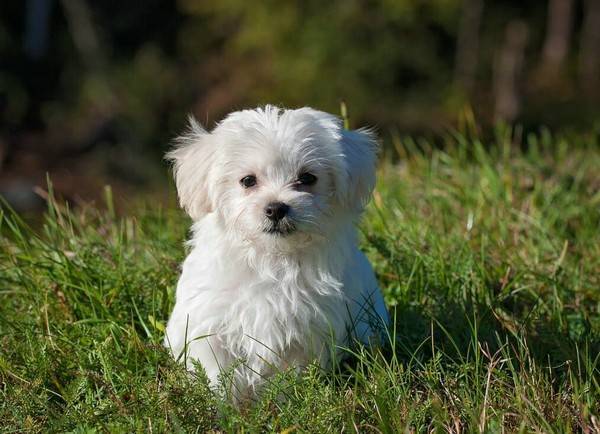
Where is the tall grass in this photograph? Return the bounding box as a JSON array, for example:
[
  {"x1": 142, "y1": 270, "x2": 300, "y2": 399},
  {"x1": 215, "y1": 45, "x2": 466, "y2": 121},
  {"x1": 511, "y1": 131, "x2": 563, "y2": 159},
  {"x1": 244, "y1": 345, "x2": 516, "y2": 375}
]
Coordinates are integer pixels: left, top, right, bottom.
[{"x1": 1, "y1": 126, "x2": 598, "y2": 432}]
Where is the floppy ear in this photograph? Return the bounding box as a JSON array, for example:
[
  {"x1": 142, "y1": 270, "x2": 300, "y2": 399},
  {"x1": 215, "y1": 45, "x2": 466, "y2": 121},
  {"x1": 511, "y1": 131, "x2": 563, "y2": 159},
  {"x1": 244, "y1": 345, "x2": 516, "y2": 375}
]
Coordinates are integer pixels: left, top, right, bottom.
[
  {"x1": 297, "y1": 107, "x2": 378, "y2": 211},
  {"x1": 166, "y1": 116, "x2": 217, "y2": 220},
  {"x1": 337, "y1": 128, "x2": 378, "y2": 211}
]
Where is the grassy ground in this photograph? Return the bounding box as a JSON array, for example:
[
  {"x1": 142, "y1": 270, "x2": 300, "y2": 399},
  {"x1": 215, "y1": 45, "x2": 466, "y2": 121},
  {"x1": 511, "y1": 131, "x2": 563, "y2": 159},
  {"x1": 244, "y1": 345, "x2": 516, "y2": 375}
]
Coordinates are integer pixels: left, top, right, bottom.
[{"x1": 1, "y1": 126, "x2": 599, "y2": 432}]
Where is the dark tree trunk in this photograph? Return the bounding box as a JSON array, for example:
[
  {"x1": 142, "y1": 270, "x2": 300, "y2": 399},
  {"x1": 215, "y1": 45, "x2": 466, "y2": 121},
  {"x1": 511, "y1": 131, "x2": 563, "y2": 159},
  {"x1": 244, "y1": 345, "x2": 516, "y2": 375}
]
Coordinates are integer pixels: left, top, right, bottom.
[
  {"x1": 493, "y1": 20, "x2": 529, "y2": 123},
  {"x1": 579, "y1": 0, "x2": 600, "y2": 98},
  {"x1": 540, "y1": 0, "x2": 574, "y2": 76},
  {"x1": 454, "y1": 0, "x2": 484, "y2": 95},
  {"x1": 60, "y1": 0, "x2": 105, "y2": 71}
]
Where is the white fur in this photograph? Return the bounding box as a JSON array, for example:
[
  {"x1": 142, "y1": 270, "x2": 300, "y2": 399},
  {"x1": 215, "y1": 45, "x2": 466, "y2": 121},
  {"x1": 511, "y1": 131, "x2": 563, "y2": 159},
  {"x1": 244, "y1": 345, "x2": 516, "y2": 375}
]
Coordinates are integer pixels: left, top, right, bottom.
[{"x1": 164, "y1": 106, "x2": 388, "y2": 400}]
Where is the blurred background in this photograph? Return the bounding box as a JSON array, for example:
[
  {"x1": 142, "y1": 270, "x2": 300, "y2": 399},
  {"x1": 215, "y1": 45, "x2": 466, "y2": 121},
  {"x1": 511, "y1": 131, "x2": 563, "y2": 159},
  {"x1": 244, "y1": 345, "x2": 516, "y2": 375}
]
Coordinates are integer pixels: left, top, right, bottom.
[{"x1": 1, "y1": 0, "x2": 599, "y2": 213}]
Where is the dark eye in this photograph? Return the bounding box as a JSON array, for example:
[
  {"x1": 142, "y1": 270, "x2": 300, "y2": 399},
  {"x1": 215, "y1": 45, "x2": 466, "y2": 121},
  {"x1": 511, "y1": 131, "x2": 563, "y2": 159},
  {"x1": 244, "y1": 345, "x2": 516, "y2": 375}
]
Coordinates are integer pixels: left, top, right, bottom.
[
  {"x1": 240, "y1": 175, "x2": 257, "y2": 188},
  {"x1": 298, "y1": 172, "x2": 317, "y2": 185}
]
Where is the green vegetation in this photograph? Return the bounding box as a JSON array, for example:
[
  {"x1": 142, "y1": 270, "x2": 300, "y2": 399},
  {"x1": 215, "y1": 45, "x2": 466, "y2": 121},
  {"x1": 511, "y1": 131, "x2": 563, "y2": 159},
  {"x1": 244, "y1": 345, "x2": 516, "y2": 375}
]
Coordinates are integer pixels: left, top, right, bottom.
[
  {"x1": 1, "y1": 128, "x2": 599, "y2": 432},
  {"x1": 4, "y1": 0, "x2": 600, "y2": 155}
]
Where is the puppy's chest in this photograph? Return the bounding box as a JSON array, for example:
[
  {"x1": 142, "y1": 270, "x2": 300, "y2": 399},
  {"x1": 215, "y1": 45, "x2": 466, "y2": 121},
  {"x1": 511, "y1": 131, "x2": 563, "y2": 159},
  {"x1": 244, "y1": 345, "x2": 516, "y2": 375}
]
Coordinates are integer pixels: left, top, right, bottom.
[{"x1": 220, "y1": 274, "x2": 346, "y2": 343}]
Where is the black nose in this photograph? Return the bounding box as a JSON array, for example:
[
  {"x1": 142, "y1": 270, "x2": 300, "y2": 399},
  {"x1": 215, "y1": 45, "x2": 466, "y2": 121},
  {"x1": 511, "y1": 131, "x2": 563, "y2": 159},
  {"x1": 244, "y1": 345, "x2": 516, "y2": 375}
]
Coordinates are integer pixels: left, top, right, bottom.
[{"x1": 265, "y1": 202, "x2": 289, "y2": 221}]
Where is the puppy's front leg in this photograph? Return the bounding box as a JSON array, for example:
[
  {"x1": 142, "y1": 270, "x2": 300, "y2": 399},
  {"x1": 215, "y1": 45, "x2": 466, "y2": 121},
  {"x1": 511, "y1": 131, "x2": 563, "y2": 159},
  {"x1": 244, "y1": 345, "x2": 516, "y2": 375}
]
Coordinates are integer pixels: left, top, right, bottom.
[{"x1": 183, "y1": 336, "x2": 231, "y2": 388}]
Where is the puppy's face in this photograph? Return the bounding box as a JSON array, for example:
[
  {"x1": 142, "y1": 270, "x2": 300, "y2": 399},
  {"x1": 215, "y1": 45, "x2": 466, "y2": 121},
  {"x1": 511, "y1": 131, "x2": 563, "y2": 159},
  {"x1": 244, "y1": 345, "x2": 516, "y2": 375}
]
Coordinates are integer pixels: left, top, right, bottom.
[
  {"x1": 168, "y1": 106, "x2": 377, "y2": 249},
  {"x1": 218, "y1": 138, "x2": 333, "y2": 239}
]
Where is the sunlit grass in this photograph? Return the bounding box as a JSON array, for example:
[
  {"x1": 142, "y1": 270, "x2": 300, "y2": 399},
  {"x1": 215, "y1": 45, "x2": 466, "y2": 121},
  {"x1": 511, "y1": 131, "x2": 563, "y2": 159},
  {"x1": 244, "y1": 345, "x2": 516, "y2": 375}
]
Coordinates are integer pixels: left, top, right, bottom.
[{"x1": 1, "y1": 126, "x2": 599, "y2": 432}]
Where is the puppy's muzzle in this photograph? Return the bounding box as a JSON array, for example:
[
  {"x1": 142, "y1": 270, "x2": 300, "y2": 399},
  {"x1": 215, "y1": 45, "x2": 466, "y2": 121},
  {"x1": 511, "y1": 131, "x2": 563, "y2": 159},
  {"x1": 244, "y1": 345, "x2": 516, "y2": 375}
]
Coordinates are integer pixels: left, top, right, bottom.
[
  {"x1": 264, "y1": 202, "x2": 296, "y2": 235},
  {"x1": 264, "y1": 202, "x2": 289, "y2": 222}
]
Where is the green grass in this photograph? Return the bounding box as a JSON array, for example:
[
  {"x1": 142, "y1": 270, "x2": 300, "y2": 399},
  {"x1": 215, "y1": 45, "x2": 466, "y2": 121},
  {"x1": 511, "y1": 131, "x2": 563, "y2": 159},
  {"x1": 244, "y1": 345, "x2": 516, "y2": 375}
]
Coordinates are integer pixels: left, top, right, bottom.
[{"x1": 1, "y1": 126, "x2": 599, "y2": 432}]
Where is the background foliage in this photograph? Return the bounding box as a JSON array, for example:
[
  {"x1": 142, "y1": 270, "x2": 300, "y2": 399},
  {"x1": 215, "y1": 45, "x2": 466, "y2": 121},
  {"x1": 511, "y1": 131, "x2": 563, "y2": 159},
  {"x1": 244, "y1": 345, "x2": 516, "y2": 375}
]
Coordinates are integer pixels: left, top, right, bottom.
[{"x1": 1, "y1": 0, "x2": 600, "y2": 210}]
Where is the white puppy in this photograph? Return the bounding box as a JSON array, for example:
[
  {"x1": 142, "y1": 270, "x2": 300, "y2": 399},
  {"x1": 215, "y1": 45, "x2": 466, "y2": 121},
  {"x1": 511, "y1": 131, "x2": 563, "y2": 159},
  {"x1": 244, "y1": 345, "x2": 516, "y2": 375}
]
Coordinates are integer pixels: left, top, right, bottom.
[{"x1": 164, "y1": 106, "x2": 388, "y2": 400}]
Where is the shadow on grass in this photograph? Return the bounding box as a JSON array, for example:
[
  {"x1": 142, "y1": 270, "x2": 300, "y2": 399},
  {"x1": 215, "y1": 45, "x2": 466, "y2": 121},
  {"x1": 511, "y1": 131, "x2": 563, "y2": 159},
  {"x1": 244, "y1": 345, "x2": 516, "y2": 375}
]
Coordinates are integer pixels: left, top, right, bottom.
[{"x1": 353, "y1": 299, "x2": 600, "y2": 383}]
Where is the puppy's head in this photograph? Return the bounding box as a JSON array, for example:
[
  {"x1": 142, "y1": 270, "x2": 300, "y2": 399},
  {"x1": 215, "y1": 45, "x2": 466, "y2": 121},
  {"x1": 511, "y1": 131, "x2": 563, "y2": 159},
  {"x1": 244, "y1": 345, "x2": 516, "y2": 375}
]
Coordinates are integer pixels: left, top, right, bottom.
[{"x1": 167, "y1": 106, "x2": 377, "y2": 248}]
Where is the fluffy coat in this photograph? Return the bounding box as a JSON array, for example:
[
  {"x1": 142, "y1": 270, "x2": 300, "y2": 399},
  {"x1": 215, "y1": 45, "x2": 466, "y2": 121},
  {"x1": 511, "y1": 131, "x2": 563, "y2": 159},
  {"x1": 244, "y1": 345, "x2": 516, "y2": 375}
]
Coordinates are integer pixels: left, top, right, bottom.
[{"x1": 164, "y1": 106, "x2": 388, "y2": 399}]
